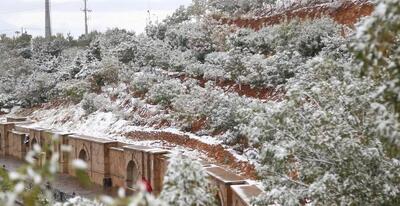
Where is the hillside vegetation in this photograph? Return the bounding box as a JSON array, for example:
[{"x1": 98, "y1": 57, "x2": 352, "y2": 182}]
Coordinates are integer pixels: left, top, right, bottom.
[{"x1": 0, "y1": 0, "x2": 399, "y2": 205}]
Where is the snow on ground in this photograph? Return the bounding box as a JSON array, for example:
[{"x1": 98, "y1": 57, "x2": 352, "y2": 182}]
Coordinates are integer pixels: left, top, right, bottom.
[
  {"x1": 1, "y1": 82, "x2": 255, "y2": 168},
  {"x1": 7, "y1": 104, "x2": 221, "y2": 163},
  {"x1": 28, "y1": 104, "x2": 222, "y2": 146}
]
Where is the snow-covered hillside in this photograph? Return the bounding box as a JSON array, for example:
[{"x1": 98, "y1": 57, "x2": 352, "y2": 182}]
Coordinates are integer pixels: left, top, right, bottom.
[{"x1": 1, "y1": 0, "x2": 399, "y2": 205}]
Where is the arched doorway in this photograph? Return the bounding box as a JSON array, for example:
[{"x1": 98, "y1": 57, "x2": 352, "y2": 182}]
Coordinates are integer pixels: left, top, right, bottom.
[
  {"x1": 126, "y1": 160, "x2": 139, "y2": 188},
  {"x1": 31, "y1": 138, "x2": 39, "y2": 160},
  {"x1": 79, "y1": 149, "x2": 88, "y2": 162},
  {"x1": 23, "y1": 134, "x2": 30, "y2": 154},
  {"x1": 31, "y1": 138, "x2": 38, "y2": 147}
]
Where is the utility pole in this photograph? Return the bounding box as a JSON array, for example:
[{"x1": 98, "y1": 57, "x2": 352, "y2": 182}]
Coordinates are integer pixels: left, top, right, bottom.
[
  {"x1": 82, "y1": 0, "x2": 92, "y2": 35},
  {"x1": 45, "y1": 0, "x2": 52, "y2": 38}
]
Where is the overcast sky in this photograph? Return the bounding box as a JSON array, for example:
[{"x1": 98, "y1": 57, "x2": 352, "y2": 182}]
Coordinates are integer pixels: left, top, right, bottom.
[{"x1": 0, "y1": 0, "x2": 192, "y2": 37}]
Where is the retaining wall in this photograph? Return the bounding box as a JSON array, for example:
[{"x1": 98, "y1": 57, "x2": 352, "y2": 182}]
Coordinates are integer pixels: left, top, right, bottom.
[{"x1": 0, "y1": 117, "x2": 262, "y2": 205}]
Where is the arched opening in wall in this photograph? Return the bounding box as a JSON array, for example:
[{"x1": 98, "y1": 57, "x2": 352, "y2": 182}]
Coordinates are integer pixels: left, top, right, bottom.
[
  {"x1": 31, "y1": 138, "x2": 38, "y2": 147},
  {"x1": 79, "y1": 149, "x2": 88, "y2": 162},
  {"x1": 24, "y1": 135, "x2": 30, "y2": 153},
  {"x1": 31, "y1": 138, "x2": 38, "y2": 160},
  {"x1": 126, "y1": 160, "x2": 139, "y2": 189}
]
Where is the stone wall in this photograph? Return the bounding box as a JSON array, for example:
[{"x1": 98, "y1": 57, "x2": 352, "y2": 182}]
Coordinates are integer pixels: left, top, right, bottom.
[
  {"x1": 0, "y1": 117, "x2": 262, "y2": 205},
  {"x1": 68, "y1": 134, "x2": 118, "y2": 185},
  {"x1": 231, "y1": 185, "x2": 263, "y2": 206}
]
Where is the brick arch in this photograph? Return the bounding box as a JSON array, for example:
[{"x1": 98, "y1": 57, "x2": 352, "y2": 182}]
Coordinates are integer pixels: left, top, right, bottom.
[
  {"x1": 78, "y1": 144, "x2": 90, "y2": 162},
  {"x1": 30, "y1": 137, "x2": 38, "y2": 149},
  {"x1": 30, "y1": 137, "x2": 39, "y2": 160},
  {"x1": 126, "y1": 160, "x2": 140, "y2": 188},
  {"x1": 23, "y1": 134, "x2": 30, "y2": 156}
]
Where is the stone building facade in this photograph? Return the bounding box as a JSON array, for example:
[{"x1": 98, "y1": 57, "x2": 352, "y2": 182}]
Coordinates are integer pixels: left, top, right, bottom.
[{"x1": 0, "y1": 117, "x2": 262, "y2": 205}]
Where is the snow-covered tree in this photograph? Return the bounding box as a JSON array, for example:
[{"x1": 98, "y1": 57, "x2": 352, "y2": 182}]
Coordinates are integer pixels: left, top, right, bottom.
[
  {"x1": 165, "y1": 22, "x2": 215, "y2": 61},
  {"x1": 245, "y1": 56, "x2": 400, "y2": 205},
  {"x1": 354, "y1": 0, "x2": 400, "y2": 157},
  {"x1": 160, "y1": 153, "x2": 217, "y2": 206},
  {"x1": 147, "y1": 79, "x2": 186, "y2": 106}
]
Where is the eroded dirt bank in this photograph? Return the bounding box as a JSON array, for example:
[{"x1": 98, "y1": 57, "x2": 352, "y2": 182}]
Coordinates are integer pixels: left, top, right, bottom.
[{"x1": 217, "y1": 1, "x2": 374, "y2": 29}]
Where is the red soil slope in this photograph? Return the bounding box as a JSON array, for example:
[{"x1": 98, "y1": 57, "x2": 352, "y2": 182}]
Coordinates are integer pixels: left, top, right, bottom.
[
  {"x1": 126, "y1": 131, "x2": 257, "y2": 179},
  {"x1": 178, "y1": 74, "x2": 283, "y2": 101},
  {"x1": 217, "y1": 1, "x2": 374, "y2": 30}
]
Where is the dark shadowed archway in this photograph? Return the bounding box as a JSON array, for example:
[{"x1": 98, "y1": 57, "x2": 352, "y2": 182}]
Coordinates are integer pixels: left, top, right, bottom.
[
  {"x1": 31, "y1": 138, "x2": 39, "y2": 160},
  {"x1": 31, "y1": 138, "x2": 38, "y2": 147},
  {"x1": 79, "y1": 149, "x2": 88, "y2": 162},
  {"x1": 126, "y1": 160, "x2": 139, "y2": 188}
]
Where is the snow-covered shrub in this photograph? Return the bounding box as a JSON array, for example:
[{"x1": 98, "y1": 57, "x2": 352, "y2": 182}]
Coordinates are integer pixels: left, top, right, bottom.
[
  {"x1": 207, "y1": 0, "x2": 240, "y2": 16},
  {"x1": 100, "y1": 29, "x2": 138, "y2": 63},
  {"x1": 295, "y1": 18, "x2": 341, "y2": 57},
  {"x1": 228, "y1": 28, "x2": 273, "y2": 55},
  {"x1": 51, "y1": 80, "x2": 91, "y2": 103},
  {"x1": 171, "y1": 84, "x2": 209, "y2": 129},
  {"x1": 130, "y1": 70, "x2": 168, "y2": 95},
  {"x1": 80, "y1": 93, "x2": 112, "y2": 115},
  {"x1": 81, "y1": 93, "x2": 99, "y2": 114},
  {"x1": 89, "y1": 57, "x2": 120, "y2": 92},
  {"x1": 207, "y1": 0, "x2": 337, "y2": 17},
  {"x1": 165, "y1": 22, "x2": 215, "y2": 61},
  {"x1": 146, "y1": 79, "x2": 186, "y2": 106},
  {"x1": 15, "y1": 72, "x2": 57, "y2": 107},
  {"x1": 134, "y1": 36, "x2": 172, "y2": 69},
  {"x1": 0, "y1": 48, "x2": 63, "y2": 107},
  {"x1": 353, "y1": 0, "x2": 400, "y2": 156},
  {"x1": 201, "y1": 52, "x2": 229, "y2": 80},
  {"x1": 97, "y1": 29, "x2": 135, "y2": 54},
  {"x1": 168, "y1": 50, "x2": 198, "y2": 72},
  {"x1": 95, "y1": 28, "x2": 140, "y2": 64},
  {"x1": 229, "y1": 18, "x2": 341, "y2": 57},
  {"x1": 160, "y1": 153, "x2": 217, "y2": 206},
  {"x1": 203, "y1": 49, "x2": 301, "y2": 87},
  {"x1": 223, "y1": 49, "x2": 249, "y2": 83},
  {"x1": 164, "y1": 5, "x2": 192, "y2": 26},
  {"x1": 172, "y1": 82, "x2": 249, "y2": 133},
  {"x1": 31, "y1": 35, "x2": 69, "y2": 57},
  {"x1": 145, "y1": 21, "x2": 168, "y2": 40},
  {"x1": 72, "y1": 48, "x2": 102, "y2": 79},
  {"x1": 182, "y1": 62, "x2": 204, "y2": 78},
  {"x1": 245, "y1": 56, "x2": 400, "y2": 205}
]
